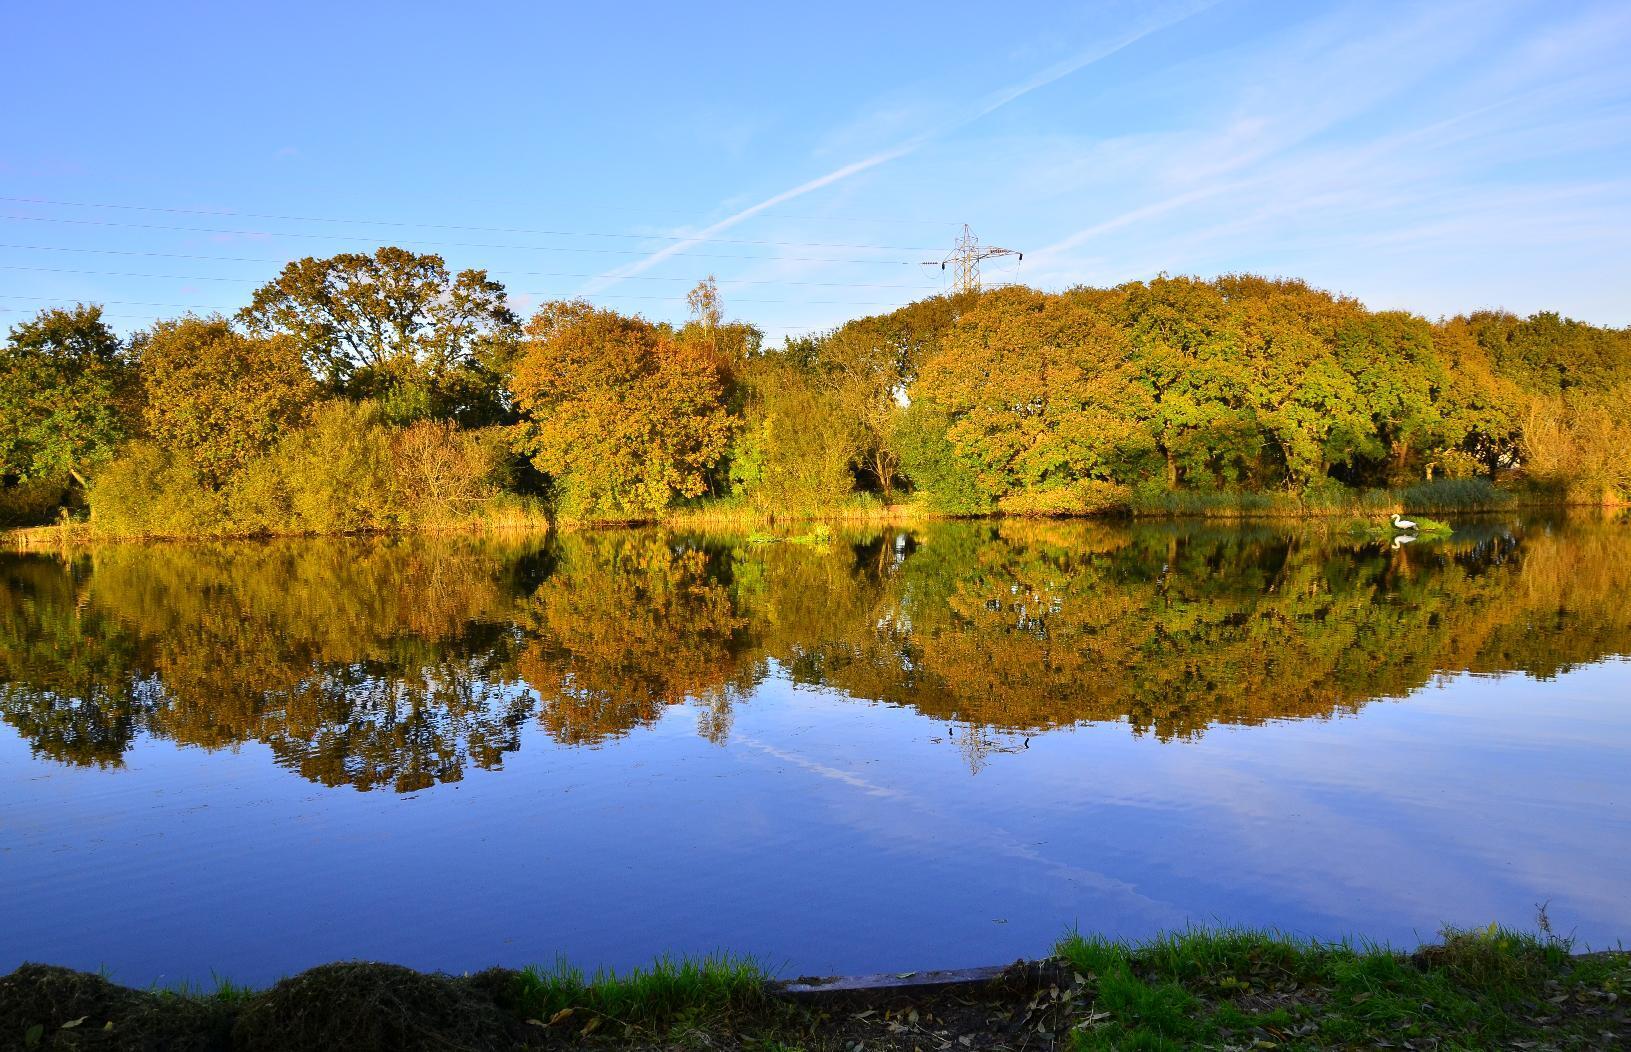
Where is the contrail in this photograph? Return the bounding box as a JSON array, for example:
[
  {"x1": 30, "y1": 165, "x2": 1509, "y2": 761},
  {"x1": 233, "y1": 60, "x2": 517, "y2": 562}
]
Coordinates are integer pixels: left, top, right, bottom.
[{"x1": 578, "y1": 1, "x2": 1218, "y2": 296}]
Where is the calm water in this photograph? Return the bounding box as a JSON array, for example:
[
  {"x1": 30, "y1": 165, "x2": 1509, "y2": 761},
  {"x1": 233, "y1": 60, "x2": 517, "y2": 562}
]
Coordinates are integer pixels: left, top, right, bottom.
[{"x1": 2, "y1": 516, "x2": 1628, "y2": 987}]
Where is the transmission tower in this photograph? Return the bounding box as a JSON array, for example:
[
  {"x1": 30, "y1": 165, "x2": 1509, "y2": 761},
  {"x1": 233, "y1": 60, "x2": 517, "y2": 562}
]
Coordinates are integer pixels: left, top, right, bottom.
[{"x1": 923, "y1": 224, "x2": 1023, "y2": 294}]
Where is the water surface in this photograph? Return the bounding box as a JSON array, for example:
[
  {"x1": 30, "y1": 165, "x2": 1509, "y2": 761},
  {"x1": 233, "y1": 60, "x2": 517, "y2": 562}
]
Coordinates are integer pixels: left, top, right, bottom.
[{"x1": 2, "y1": 516, "x2": 1628, "y2": 986}]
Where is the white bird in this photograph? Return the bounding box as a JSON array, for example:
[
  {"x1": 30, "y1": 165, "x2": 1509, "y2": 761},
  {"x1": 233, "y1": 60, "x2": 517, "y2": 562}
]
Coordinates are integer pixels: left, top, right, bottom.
[{"x1": 1391, "y1": 513, "x2": 1417, "y2": 531}]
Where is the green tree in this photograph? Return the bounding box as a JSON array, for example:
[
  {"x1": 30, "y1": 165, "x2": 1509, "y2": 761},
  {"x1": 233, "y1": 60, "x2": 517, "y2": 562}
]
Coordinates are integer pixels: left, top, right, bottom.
[
  {"x1": 136, "y1": 315, "x2": 317, "y2": 486},
  {"x1": 237, "y1": 247, "x2": 519, "y2": 424},
  {"x1": 908, "y1": 286, "x2": 1151, "y2": 510},
  {"x1": 0, "y1": 304, "x2": 132, "y2": 488},
  {"x1": 729, "y1": 357, "x2": 858, "y2": 512},
  {"x1": 789, "y1": 293, "x2": 972, "y2": 497}
]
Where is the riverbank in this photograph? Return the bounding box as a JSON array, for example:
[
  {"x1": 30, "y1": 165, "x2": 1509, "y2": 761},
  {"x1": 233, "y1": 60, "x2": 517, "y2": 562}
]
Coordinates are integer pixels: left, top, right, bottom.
[
  {"x1": 7, "y1": 476, "x2": 1624, "y2": 550},
  {"x1": 3, "y1": 927, "x2": 1625, "y2": 1050}
]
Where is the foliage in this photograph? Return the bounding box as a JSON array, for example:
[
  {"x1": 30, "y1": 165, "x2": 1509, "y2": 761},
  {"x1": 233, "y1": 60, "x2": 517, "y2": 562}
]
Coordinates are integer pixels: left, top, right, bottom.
[
  {"x1": 509, "y1": 301, "x2": 735, "y2": 520},
  {"x1": 135, "y1": 315, "x2": 316, "y2": 486},
  {"x1": 9, "y1": 267, "x2": 1631, "y2": 536},
  {"x1": 0, "y1": 476, "x2": 73, "y2": 528},
  {"x1": 915, "y1": 286, "x2": 1153, "y2": 502},
  {"x1": 0, "y1": 304, "x2": 133, "y2": 487},
  {"x1": 88, "y1": 402, "x2": 524, "y2": 538},
  {"x1": 727, "y1": 357, "x2": 857, "y2": 514},
  {"x1": 237, "y1": 247, "x2": 520, "y2": 424},
  {"x1": 782, "y1": 291, "x2": 970, "y2": 497}
]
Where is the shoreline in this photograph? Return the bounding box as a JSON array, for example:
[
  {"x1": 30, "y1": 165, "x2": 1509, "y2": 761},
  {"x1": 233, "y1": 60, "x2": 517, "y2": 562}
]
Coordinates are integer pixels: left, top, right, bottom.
[
  {"x1": 5, "y1": 493, "x2": 1624, "y2": 551},
  {"x1": 3, "y1": 928, "x2": 1625, "y2": 1050}
]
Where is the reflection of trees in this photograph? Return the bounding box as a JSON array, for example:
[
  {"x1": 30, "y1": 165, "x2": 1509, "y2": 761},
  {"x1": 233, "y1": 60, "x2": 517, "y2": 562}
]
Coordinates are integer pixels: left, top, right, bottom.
[
  {"x1": 3, "y1": 516, "x2": 1630, "y2": 788},
  {"x1": 515, "y1": 532, "x2": 754, "y2": 745},
  {"x1": 824, "y1": 520, "x2": 1631, "y2": 741},
  {"x1": 0, "y1": 555, "x2": 150, "y2": 765},
  {"x1": 0, "y1": 539, "x2": 539, "y2": 789}
]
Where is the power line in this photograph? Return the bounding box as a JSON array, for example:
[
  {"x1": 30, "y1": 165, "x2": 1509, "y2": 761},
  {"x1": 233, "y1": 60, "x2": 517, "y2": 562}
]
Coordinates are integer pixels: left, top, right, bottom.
[
  {"x1": 0, "y1": 194, "x2": 960, "y2": 233},
  {"x1": 0, "y1": 301, "x2": 867, "y2": 331},
  {"x1": 0, "y1": 261, "x2": 942, "y2": 292},
  {"x1": 0, "y1": 195, "x2": 938, "y2": 250},
  {"x1": 0, "y1": 289, "x2": 919, "y2": 309},
  {"x1": 0, "y1": 212, "x2": 939, "y2": 259}
]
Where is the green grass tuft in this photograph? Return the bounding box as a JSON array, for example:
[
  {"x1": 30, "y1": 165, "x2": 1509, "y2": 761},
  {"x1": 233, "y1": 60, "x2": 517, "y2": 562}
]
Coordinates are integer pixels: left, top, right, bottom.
[
  {"x1": 1055, "y1": 922, "x2": 1619, "y2": 1051},
  {"x1": 509, "y1": 952, "x2": 767, "y2": 1034}
]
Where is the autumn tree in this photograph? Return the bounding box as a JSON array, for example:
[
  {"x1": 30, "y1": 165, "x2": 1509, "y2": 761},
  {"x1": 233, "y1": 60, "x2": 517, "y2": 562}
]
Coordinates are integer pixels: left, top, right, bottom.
[
  {"x1": 135, "y1": 315, "x2": 317, "y2": 486},
  {"x1": 0, "y1": 304, "x2": 133, "y2": 488},
  {"x1": 509, "y1": 302, "x2": 735, "y2": 518},
  {"x1": 237, "y1": 246, "x2": 520, "y2": 424}
]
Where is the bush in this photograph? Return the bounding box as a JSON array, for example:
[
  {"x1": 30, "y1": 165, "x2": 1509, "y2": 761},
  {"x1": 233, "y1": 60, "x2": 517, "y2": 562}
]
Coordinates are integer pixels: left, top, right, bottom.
[
  {"x1": 896, "y1": 403, "x2": 989, "y2": 514},
  {"x1": 0, "y1": 477, "x2": 72, "y2": 527},
  {"x1": 88, "y1": 401, "x2": 530, "y2": 538},
  {"x1": 89, "y1": 442, "x2": 231, "y2": 537},
  {"x1": 997, "y1": 479, "x2": 1131, "y2": 517}
]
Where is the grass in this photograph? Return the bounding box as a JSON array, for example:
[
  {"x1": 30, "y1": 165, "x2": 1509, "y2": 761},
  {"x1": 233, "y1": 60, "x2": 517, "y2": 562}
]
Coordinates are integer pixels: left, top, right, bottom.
[
  {"x1": 3, "y1": 928, "x2": 1625, "y2": 1049},
  {"x1": 505, "y1": 953, "x2": 768, "y2": 1037},
  {"x1": 661, "y1": 492, "x2": 934, "y2": 529},
  {"x1": 1126, "y1": 476, "x2": 1522, "y2": 520},
  {"x1": 1056, "y1": 924, "x2": 1627, "y2": 1051},
  {"x1": 7, "y1": 473, "x2": 1598, "y2": 546}
]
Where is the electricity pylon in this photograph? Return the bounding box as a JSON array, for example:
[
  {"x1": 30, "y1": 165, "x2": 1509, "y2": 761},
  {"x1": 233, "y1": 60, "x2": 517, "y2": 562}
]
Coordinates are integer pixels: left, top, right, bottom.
[{"x1": 923, "y1": 224, "x2": 1023, "y2": 294}]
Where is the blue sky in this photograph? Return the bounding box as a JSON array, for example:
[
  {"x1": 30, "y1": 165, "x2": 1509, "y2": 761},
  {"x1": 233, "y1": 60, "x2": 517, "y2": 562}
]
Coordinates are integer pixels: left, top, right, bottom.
[{"x1": 3, "y1": 0, "x2": 1628, "y2": 341}]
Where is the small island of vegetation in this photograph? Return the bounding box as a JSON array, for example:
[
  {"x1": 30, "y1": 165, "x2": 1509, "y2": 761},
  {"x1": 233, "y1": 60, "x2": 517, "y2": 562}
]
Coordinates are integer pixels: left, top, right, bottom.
[{"x1": 3, "y1": 249, "x2": 1629, "y2": 542}]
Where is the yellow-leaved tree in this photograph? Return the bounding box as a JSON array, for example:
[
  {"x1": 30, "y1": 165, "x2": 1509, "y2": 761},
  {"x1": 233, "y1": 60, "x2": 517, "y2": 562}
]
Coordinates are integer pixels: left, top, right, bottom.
[{"x1": 508, "y1": 301, "x2": 734, "y2": 519}]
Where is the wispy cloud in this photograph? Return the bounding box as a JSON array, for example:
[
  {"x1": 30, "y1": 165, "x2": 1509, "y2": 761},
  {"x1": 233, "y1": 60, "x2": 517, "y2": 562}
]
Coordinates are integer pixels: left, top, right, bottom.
[
  {"x1": 1020, "y1": 0, "x2": 1631, "y2": 308},
  {"x1": 577, "y1": 1, "x2": 1218, "y2": 296}
]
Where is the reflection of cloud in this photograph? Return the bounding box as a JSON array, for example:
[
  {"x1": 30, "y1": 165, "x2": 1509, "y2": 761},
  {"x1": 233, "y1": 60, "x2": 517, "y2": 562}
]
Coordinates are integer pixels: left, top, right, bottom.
[
  {"x1": 1081, "y1": 668, "x2": 1631, "y2": 942},
  {"x1": 734, "y1": 735, "x2": 906, "y2": 800},
  {"x1": 734, "y1": 719, "x2": 1182, "y2": 923}
]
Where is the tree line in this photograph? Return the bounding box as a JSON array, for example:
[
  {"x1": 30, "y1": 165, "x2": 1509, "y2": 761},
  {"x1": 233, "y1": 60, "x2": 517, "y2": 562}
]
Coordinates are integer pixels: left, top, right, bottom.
[
  {"x1": 3, "y1": 247, "x2": 1628, "y2": 533},
  {"x1": 3, "y1": 518, "x2": 1628, "y2": 787}
]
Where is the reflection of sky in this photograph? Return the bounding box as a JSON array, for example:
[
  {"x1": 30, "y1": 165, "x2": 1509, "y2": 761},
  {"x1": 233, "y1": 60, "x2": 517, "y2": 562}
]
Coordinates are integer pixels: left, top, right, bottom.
[{"x1": 2, "y1": 660, "x2": 1628, "y2": 987}]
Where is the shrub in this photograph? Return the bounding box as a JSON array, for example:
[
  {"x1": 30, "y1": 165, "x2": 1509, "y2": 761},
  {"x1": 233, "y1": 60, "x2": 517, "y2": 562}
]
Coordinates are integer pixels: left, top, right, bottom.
[
  {"x1": 997, "y1": 479, "x2": 1132, "y2": 517},
  {"x1": 0, "y1": 476, "x2": 72, "y2": 527},
  {"x1": 88, "y1": 401, "x2": 529, "y2": 538},
  {"x1": 1396, "y1": 476, "x2": 1509, "y2": 512}
]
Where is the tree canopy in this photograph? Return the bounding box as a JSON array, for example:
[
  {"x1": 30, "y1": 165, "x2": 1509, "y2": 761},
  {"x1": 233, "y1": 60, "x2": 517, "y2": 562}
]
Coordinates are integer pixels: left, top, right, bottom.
[
  {"x1": 509, "y1": 301, "x2": 735, "y2": 518},
  {"x1": 237, "y1": 247, "x2": 520, "y2": 424},
  {"x1": 0, "y1": 304, "x2": 132, "y2": 487},
  {"x1": 136, "y1": 315, "x2": 316, "y2": 486},
  {"x1": 3, "y1": 255, "x2": 1628, "y2": 534}
]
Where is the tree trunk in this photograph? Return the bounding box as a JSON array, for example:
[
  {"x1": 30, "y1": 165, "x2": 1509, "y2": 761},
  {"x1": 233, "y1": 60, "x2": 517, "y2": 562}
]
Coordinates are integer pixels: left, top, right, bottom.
[
  {"x1": 874, "y1": 450, "x2": 894, "y2": 500},
  {"x1": 1391, "y1": 439, "x2": 1411, "y2": 485}
]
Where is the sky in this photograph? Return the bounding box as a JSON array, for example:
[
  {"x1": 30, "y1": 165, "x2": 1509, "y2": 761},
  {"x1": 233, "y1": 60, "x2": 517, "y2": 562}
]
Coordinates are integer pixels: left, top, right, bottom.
[{"x1": 2, "y1": 0, "x2": 1628, "y2": 343}]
